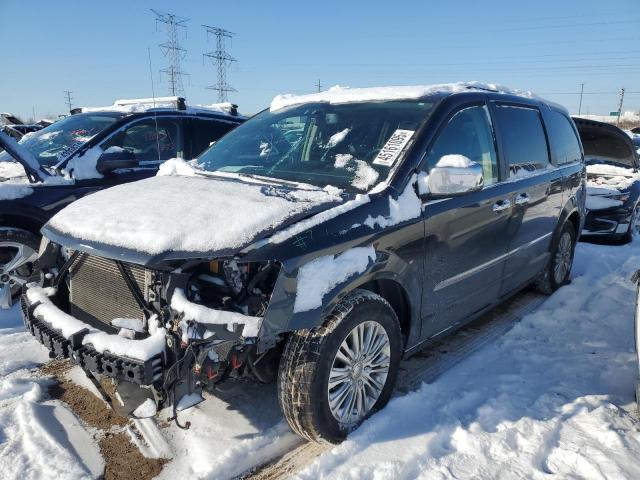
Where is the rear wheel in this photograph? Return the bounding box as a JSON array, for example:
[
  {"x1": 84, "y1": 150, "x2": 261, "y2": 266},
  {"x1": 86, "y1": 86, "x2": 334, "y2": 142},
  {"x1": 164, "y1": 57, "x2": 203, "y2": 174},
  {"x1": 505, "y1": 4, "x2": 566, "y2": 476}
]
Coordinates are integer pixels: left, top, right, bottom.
[
  {"x1": 0, "y1": 228, "x2": 40, "y2": 308},
  {"x1": 278, "y1": 290, "x2": 402, "y2": 443},
  {"x1": 535, "y1": 222, "x2": 576, "y2": 295}
]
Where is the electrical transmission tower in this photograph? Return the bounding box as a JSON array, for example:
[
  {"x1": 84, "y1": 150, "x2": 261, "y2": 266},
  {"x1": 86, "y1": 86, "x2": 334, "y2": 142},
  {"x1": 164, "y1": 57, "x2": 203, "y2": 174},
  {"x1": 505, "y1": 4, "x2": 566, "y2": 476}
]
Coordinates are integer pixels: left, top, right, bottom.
[
  {"x1": 63, "y1": 90, "x2": 73, "y2": 113},
  {"x1": 152, "y1": 9, "x2": 189, "y2": 97},
  {"x1": 202, "y1": 25, "x2": 236, "y2": 102},
  {"x1": 617, "y1": 88, "x2": 625, "y2": 126}
]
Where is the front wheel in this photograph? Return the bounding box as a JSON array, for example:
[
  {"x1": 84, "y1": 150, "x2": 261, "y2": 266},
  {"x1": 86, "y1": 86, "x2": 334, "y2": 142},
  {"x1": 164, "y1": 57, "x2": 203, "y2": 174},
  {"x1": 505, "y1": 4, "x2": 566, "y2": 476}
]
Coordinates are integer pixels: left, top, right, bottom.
[
  {"x1": 278, "y1": 290, "x2": 402, "y2": 443},
  {"x1": 0, "y1": 228, "x2": 40, "y2": 308},
  {"x1": 535, "y1": 222, "x2": 576, "y2": 295}
]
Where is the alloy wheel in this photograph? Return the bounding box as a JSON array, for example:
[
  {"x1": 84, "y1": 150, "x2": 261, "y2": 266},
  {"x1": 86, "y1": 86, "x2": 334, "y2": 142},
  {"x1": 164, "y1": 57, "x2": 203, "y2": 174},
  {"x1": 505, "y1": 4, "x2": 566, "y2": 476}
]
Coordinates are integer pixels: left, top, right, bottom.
[
  {"x1": 553, "y1": 231, "x2": 573, "y2": 285},
  {"x1": 327, "y1": 320, "x2": 391, "y2": 427},
  {"x1": 0, "y1": 241, "x2": 38, "y2": 308}
]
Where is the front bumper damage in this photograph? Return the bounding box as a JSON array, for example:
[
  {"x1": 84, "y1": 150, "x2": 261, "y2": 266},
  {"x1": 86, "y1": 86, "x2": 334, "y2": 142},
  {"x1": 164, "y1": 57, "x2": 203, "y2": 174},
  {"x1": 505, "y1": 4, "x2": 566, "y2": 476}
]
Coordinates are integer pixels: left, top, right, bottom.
[
  {"x1": 21, "y1": 286, "x2": 257, "y2": 418},
  {"x1": 582, "y1": 207, "x2": 634, "y2": 238}
]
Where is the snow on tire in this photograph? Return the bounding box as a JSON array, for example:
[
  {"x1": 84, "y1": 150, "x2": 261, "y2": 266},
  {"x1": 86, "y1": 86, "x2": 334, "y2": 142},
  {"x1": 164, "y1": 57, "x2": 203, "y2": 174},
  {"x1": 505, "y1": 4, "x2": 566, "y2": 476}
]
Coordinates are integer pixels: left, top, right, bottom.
[{"x1": 277, "y1": 289, "x2": 402, "y2": 443}]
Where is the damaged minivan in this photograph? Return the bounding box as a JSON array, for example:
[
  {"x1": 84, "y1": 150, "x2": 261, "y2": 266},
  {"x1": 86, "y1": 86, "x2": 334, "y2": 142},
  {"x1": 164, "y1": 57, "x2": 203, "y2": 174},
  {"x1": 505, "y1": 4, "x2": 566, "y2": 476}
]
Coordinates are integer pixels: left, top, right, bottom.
[
  {"x1": 574, "y1": 117, "x2": 640, "y2": 242},
  {"x1": 22, "y1": 83, "x2": 585, "y2": 443}
]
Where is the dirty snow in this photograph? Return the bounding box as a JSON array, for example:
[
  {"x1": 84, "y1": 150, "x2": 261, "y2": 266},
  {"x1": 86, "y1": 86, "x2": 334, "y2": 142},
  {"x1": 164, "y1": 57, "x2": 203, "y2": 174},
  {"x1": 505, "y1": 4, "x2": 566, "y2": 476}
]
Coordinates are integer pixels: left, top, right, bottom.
[
  {"x1": 0, "y1": 306, "x2": 104, "y2": 479},
  {"x1": 171, "y1": 288, "x2": 263, "y2": 337},
  {"x1": 296, "y1": 241, "x2": 640, "y2": 480},
  {"x1": 271, "y1": 82, "x2": 536, "y2": 111},
  {"x1": 294, "y1": 246, "x2": 376, "y2": 312},
  {"x1": 48, "y1": 175, "x2": 343, "y2": 255}
]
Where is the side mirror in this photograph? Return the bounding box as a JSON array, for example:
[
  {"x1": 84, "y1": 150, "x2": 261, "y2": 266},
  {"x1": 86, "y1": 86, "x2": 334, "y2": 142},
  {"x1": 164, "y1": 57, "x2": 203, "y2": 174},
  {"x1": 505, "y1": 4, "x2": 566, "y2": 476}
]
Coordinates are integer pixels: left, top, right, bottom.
[
  {"x1": 426, "y1": 155, "x2": 484, "y2": 196},
  {"x1": 96, "y1": 148, "x2": 138, "y2": 174}
]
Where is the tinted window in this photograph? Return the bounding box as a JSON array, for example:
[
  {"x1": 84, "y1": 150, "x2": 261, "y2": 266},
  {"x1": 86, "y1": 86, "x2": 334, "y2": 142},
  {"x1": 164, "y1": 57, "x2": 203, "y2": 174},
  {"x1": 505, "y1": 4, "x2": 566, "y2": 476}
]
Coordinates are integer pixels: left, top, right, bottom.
[
  {"x1": 425, "y1": 105, "x2": 499, "y2": 185},
  {"x1": 192, "y1": 119, "x2": 235, "y2": 157},
  {"x1": 545, "y1": 110, "x2": 582, "y2": 165},
  {"x1": 495, "y1": 105, "x2": 549, "y2": 178},
  {"x1": 103, "y1": 118, "x2": 182, "y2": 162}
]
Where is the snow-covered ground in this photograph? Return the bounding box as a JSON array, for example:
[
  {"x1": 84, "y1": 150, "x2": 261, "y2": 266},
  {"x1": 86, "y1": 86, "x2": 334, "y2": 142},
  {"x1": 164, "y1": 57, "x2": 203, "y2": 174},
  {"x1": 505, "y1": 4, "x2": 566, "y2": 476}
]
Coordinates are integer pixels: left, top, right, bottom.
[
  {"x1": 1, "y1": 240, "x2": 639, "y2": 479},
  {"x1": 296, "y1": 241, "x2": 640, "y2": 479}
]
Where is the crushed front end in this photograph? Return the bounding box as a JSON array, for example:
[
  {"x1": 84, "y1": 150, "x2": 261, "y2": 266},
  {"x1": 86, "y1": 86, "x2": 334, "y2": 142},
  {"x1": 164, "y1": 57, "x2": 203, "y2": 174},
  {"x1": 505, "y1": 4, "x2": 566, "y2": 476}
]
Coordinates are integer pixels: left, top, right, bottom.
[{"x1": 22, "y1": 240, "x2": 281, "y2": 419}]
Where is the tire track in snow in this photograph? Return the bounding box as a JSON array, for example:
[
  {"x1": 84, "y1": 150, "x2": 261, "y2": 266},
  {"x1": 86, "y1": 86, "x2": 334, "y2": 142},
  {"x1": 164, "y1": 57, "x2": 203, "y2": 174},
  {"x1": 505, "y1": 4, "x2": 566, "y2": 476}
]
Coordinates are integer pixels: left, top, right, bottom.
[{"x1": 243, "y1": 289, "x2": 547, "y2": 480}]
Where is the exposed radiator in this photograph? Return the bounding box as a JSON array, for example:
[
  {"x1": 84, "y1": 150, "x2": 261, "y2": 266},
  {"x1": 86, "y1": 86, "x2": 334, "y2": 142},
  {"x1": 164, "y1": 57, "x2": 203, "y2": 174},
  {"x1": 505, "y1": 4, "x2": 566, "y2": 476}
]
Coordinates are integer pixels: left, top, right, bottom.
[{"x1": 69, "y1": 253, "x2": 150, "y2": 331}]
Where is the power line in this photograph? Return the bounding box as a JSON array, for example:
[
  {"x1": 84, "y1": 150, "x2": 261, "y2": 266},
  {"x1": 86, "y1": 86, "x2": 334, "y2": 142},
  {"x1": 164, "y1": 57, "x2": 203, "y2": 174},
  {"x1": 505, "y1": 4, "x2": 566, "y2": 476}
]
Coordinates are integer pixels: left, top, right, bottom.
[
  {"x1": 63, "y1": 90, "x2": 73, "y2": 113},
  {"x1": 202, "y1": 25, "x2": 236, "y2": 103},
  {"x1": 152, "y1": 9, "x2": 189, "y2": 97}
]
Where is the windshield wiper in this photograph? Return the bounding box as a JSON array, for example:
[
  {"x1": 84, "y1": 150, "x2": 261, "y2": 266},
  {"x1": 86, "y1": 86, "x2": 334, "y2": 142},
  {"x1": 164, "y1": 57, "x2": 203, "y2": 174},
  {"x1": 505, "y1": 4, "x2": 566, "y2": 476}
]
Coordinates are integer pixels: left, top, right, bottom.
[{"x1": 236, "y1": 172, "x2": 304, "y2": 188}]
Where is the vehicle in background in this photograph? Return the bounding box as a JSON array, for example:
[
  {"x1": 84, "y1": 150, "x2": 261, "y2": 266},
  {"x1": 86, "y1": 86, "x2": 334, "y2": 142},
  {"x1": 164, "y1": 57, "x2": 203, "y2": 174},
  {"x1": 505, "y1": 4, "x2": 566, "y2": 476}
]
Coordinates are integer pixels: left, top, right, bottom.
[
  {"x1": 574, "y1": 118, "x2": 640, "y2": 242},
  {"x1": 0, "y1": 96, "x2": 244, "y2": 307},
  {"x1": 21, "y1": 83, "x2": 585, "y2": 443},
  {"x1": 8, "y1": 124, "x2": 44, "y2": 137}
]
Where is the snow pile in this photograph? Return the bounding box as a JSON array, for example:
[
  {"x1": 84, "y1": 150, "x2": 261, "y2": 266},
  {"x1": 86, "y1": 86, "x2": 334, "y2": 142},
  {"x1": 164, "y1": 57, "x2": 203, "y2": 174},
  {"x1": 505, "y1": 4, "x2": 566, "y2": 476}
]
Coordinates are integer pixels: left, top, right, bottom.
[
  {"x1": 586, "y1": 163, "x2": 640, "y2": 210},
  {"x1": 363, "y1": 176, "x2": 422, "y2": 229},
  {"x1": 435, "y1": 154, "x2": 474, "y2": 168},
  {"x1": 296, "y1": 241, "x2": 640, "y2": 480},
  {"x1": 0, "y1": 183, "x2": 33, "y2": 201},
  {"x1": 271, "y1": 82, "x2": 536, "y2": 111},
  {"x1": 63, "y1": 145, "x2": 103, "y2": 180},
  {"x1": 333, "y1": 154, "x2": 380, "y2": 190},
  {"x1": 0, "y1": 161, "x2": 27, "y2": 179},
  {"x1": 82, "y1": 97, "x2": 241, "y2": 117},
  {"x1": 82, "y1": 327, "x2": 166, "y2": 362},
  {"x1": 26, "y1": 286, "x2": 96, "y2": 338},
  {"x1": 157, "y1": 157, "x2": 199, "y2": 177},
  {"x1": 171, "y1": 288, "x2": 263, "y2": 337},
  {"x1": 0, "y1": 306, "x2": 104, "y2": 479},
  {"x1": 326, "y1": 128, "x2": 351, "y2": 148},
  {"x1": 48, "y1": 175, "x2": 343, "y2": 255},
  {"x1": 294, "y1": 246, "x2": 376, "y2": 312}
]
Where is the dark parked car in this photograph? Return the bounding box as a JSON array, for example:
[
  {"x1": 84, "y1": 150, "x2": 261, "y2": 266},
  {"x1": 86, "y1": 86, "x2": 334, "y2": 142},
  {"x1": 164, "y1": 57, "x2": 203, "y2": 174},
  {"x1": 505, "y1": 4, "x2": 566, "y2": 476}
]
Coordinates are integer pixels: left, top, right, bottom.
[
  {"x1": 574, "y1": 118, "x2": 640, "y2": 242},
  {"x1": 21, "y1": 83, "x2": 585, "y2": 443},
  {"x1": 0, "y1": 98, "x2": 243, "y2": 307}
]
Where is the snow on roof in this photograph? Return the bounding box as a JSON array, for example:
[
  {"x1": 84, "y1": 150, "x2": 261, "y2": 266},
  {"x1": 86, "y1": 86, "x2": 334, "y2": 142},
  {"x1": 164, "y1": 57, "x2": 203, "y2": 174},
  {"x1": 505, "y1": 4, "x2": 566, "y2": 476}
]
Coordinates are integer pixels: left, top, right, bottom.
[
  {"x1": 81, "y1": 96, "x2": 241, "y2": 117},
  {"x1": 270, "y1": 82, "x2": 537, "y2": 111}
]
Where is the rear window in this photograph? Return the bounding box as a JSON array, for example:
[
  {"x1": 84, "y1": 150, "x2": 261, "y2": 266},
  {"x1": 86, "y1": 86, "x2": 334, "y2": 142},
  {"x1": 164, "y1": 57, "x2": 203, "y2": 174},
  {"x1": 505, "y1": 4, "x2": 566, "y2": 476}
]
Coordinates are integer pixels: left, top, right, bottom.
[
  {"x1": 495, "y1": 105, "x2": 550, "y2": 178},
  {"x1": 545, "y1": 110, "x2": 582, "y2": 165}
]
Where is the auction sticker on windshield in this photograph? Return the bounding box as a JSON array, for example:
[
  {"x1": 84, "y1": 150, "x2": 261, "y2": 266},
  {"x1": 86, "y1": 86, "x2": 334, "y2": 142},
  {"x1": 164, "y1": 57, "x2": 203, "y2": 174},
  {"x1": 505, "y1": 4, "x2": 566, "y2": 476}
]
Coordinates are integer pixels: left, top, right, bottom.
[{"x1": 373, "y1": 129, "x2": 415, "y2": 167}]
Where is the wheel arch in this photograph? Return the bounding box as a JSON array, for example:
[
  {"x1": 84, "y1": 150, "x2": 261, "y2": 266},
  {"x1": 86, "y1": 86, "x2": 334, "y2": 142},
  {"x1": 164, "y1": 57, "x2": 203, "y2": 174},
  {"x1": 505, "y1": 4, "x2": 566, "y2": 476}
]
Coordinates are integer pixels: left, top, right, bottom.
[{"x1": 0, "y1": 213, "x2": 45, "y2": 237}]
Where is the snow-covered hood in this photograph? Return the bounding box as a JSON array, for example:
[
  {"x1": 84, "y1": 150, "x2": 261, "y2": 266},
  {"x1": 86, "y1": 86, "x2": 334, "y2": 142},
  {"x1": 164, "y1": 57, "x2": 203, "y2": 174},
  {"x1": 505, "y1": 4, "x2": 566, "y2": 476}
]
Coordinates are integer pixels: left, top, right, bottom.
[{"x1": 45, "y1": 175, "x2": 346, "y2": 258}]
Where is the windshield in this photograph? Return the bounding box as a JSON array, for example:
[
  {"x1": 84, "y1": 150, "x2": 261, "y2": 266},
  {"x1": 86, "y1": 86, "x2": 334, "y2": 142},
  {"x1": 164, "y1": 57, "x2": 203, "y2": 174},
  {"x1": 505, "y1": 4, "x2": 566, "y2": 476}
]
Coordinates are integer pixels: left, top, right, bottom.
[
  {"x1": 0, "y1": 113, "x2": 122, "y2": 169},
  {"x1": 197, "y1": 100, "x2": 435, "y2": 192}
]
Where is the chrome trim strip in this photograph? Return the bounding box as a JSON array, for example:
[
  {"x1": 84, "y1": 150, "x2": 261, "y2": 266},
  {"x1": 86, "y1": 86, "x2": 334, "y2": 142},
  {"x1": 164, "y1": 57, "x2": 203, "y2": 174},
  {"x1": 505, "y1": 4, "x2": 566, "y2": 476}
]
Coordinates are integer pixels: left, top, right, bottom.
[{"x1": 433, "y1": 232, "x2": 552, "y2": 292}]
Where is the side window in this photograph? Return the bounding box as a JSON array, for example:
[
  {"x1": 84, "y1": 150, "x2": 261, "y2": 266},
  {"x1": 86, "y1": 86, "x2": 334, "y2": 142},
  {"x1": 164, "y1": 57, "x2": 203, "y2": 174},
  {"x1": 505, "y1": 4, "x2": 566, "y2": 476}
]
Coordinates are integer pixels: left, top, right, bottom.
[
  {"x1": 494, "y1": 105, "x2": 550, "y2": 178},
  {"x1": 425, "y1": 105, "x2": 499, "y2": 186},
  {"x1": 191, "y1": 119, "x2": 235, "y2": 157},
  {"x1": 544, "y1": 110, "x2": 582, "y2": 165},
  {"x1": 102, "y1": 118, "x2": 182, "y2": 163}
]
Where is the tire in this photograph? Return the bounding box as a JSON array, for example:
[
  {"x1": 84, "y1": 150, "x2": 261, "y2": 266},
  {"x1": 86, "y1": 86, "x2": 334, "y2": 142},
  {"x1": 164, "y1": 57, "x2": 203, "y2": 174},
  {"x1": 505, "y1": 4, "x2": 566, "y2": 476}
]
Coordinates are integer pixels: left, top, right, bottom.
[
  {"x1": 623, "y1": 203, "x2": 640, "y2": 244},
  {"x1": 535, "y1": 222, "x2": 576, "y2": 295},
  {"x1": 0, "y1": 228, "x2": 40, "y2": 308},
  {"x1": 277, "y1": 289, "x2": 402, "y2": 443}
]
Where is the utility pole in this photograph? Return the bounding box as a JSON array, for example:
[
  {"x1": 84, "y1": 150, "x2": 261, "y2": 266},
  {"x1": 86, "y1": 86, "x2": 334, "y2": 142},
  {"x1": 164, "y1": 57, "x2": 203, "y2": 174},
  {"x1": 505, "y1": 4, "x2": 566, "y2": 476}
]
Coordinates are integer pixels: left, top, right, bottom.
[
  {"x1": 63, "y1": 90, "x2": 73, "y2": 113},
  {"x1": 617, "y1": 88, "x2": 625, "y2": 126},
  {"x1": 152, "y1": 9, "x2": 189, "y2": 97},
  {"x1": 578, "y1": 83, "x2": 584, "y2": 115},
  {"x1": 202, "y1": 25, "x2": 236, "y2": 103},
  {"x1": 316, "y1": 79, "x2": 322, "y2": 92}
]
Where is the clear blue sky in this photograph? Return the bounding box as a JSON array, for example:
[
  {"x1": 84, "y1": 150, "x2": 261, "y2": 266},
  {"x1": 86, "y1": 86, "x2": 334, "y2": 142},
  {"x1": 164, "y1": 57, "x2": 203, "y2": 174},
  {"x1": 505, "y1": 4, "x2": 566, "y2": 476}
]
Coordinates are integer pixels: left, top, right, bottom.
[{"x1": 1, "y1": 0, "x2": 638, "y2": 120}]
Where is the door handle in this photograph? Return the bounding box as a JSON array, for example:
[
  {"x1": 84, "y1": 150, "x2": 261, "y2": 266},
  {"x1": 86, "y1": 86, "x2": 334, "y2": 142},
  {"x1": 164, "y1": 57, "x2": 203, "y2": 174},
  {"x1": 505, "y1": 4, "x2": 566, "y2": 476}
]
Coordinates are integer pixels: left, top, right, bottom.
[
  {"x1": 515, "y1": 193, "x2": 530, "y2": 205},
  {"x1": 492, "y1": 199, "x2": 512, "y2": 212}
]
